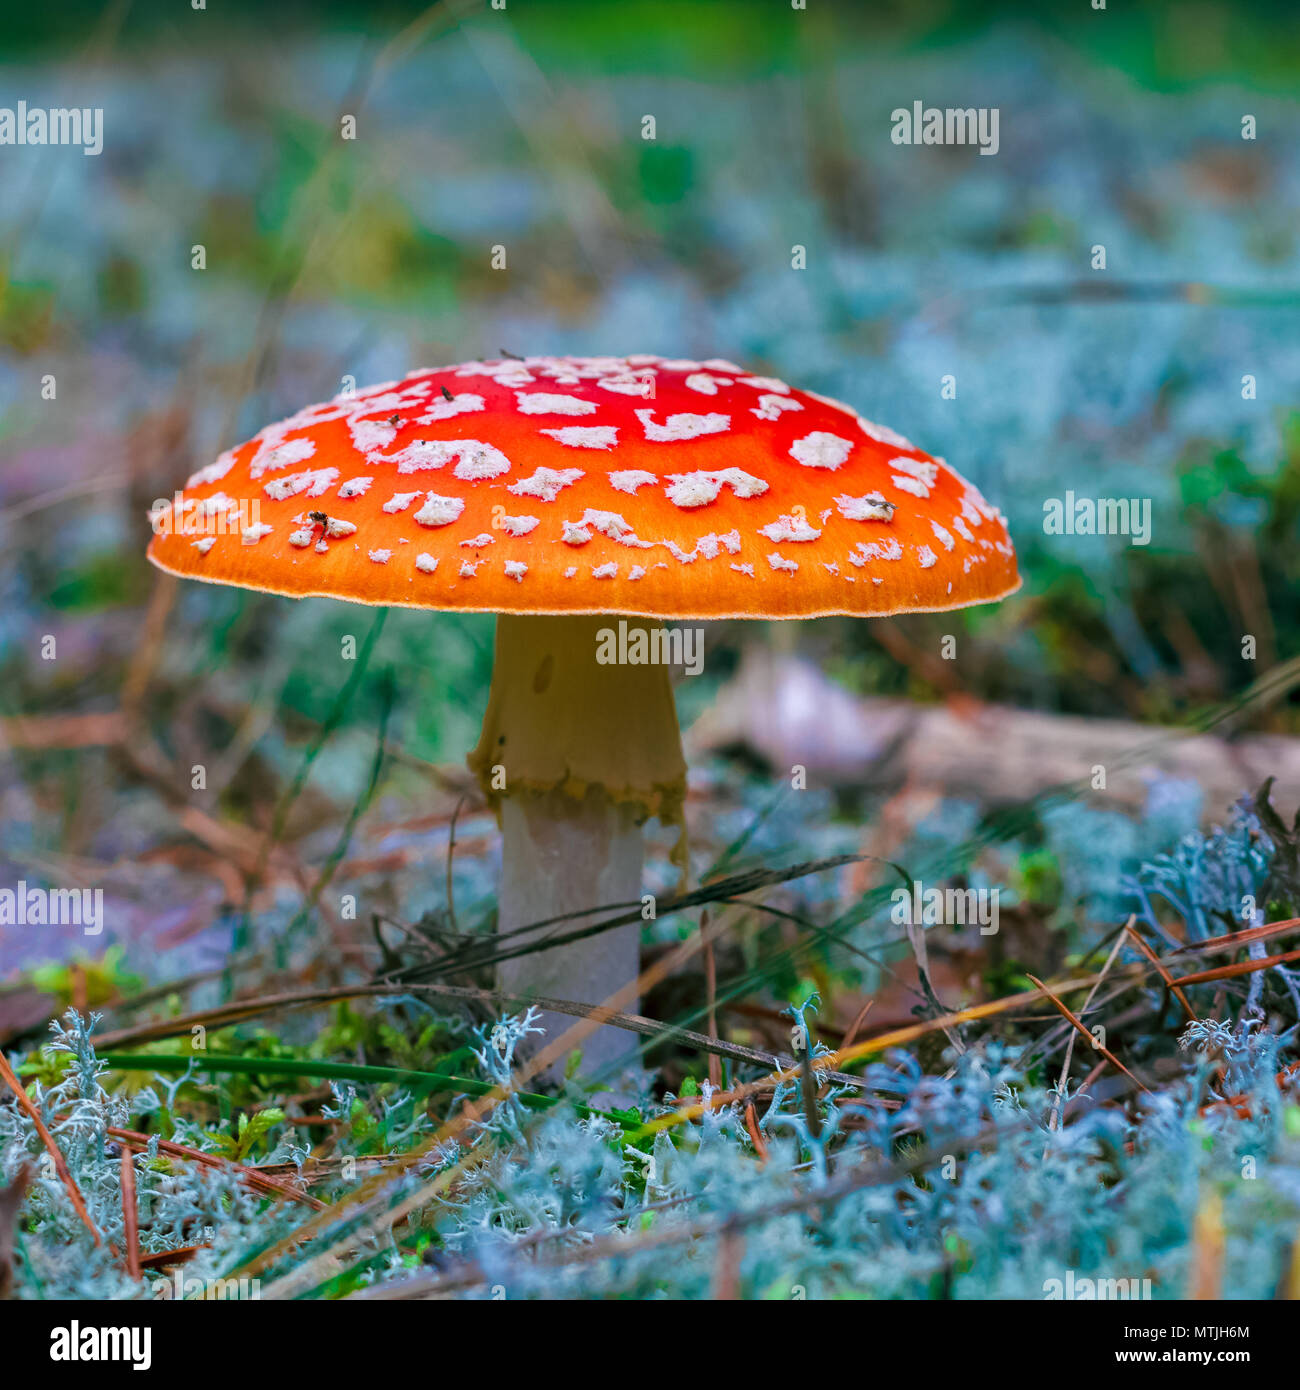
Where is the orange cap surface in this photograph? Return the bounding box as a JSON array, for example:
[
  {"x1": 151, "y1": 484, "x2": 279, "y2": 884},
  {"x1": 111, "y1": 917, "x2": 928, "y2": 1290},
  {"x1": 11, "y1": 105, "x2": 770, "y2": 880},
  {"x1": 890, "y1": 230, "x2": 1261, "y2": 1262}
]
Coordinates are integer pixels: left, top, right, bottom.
[{"x1": 146, "y1": 355, "x2": 1018, "y2": 619}]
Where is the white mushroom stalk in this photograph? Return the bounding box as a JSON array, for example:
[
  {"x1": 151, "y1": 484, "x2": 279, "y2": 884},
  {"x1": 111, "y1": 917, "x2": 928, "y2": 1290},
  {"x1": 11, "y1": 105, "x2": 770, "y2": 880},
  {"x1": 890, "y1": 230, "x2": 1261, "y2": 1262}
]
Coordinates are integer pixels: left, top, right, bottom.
[{"x1": 468, "y1": 613, "x2": 687, "y2": 1078}]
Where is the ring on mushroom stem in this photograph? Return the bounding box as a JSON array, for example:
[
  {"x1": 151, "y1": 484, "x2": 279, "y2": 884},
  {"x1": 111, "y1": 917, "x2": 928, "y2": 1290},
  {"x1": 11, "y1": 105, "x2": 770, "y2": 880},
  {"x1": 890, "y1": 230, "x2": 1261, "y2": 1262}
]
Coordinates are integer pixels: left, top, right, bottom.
[
  {"x1": 147, "y1": 354, "x2": 1019, "y2": 1084},
  {"x1": 468, "y1": 612, "x2": 687, "y2": 1078}
]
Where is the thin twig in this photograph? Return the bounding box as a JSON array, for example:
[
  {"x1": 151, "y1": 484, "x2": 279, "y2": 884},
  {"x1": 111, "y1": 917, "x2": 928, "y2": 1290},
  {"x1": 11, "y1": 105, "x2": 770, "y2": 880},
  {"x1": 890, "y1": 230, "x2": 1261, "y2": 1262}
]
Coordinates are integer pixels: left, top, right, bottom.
[
  {"x1": 743, "y1": 1101, "x2": 768, "y2": 1161},
  {"x1": 416, "y1": 854, "x2": 870, "y2": 974},
  {"x1": 700, "y1": 909, "x2": 721, "y2": 1090},
  {"x1": 1126, "y1": 921, "x2": 1197, "y2": 1021},
  {"x1": 710, "y1": 1229, "x2": 744, "y2": 1299},
  {"x1": 1048, "y1": 925, "x2": 1130, "y2": 1133},
  {"x1": 1168, "y1": 945, "x2": 1300, "y2": 988},
  {"x1": 138, "y1": 1244, "x2": 208, "y2": 1272},
  {"x1": 119, "y1": 1146, "x2": 141, "y2": 1281},
  {"x1": 840, "y1": 999, "x2": 875, "y2": 1051},
  {"x1": 1189, "y1": 1190, "x2": 1224, "y2": 1299},
  {"x1": 1026, "y1": 975, "x2": 1151, "y2": 1097},
  {"x1": 446, "y1": 795, "x2": 465, "y2": 935}
]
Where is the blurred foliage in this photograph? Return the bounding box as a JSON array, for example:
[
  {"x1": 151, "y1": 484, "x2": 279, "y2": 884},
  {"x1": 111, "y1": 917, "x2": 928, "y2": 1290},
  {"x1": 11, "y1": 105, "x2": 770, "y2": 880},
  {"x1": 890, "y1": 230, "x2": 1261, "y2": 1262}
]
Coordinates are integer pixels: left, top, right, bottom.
[{"x1": 1, "y1": 0, "x2": 1295, "y2": 742}]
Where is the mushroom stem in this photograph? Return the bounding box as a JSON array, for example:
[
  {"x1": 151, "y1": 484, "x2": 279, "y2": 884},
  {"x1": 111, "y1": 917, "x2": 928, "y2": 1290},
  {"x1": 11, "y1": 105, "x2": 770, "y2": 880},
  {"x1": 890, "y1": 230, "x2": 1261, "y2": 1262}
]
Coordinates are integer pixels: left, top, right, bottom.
[
  {"x1": 497, "y1": 790, "x2": 643, "y2": 1076},
  {"x1": 469, "y1": 613, "x2": 687, "y2": 1080}
]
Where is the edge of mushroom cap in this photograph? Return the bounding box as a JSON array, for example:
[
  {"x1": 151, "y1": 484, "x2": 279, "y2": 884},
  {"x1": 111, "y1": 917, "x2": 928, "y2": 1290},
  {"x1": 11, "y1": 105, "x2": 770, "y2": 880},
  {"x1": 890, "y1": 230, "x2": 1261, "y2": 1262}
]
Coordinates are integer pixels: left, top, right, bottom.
[{"x1": 145, "y1": 544, "x2": 1021, "y2": 620}]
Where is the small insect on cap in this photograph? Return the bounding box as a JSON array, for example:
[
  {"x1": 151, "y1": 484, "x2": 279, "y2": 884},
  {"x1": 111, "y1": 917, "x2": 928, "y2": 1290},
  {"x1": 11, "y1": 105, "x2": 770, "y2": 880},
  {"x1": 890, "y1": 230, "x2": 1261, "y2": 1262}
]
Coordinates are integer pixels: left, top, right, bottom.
[{"x1": 146, "y1": 354, "x2": 1019, "y2": 618}]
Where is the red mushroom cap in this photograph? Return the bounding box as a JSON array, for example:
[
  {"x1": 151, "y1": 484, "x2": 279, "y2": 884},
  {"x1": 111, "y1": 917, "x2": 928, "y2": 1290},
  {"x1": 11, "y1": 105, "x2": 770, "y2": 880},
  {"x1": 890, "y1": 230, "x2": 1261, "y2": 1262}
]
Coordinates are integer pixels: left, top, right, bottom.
[{"x1": 146, "y1": 354, "x2": 1019, "y2": 619}]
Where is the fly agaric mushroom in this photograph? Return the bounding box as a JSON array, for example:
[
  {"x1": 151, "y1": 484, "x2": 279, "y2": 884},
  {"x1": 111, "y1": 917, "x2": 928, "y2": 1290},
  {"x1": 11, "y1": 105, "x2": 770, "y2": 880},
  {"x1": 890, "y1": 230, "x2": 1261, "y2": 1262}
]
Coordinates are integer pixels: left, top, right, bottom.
[{"x1": 147, "y1": 355, "x2": 1018, "y2": 1079}]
